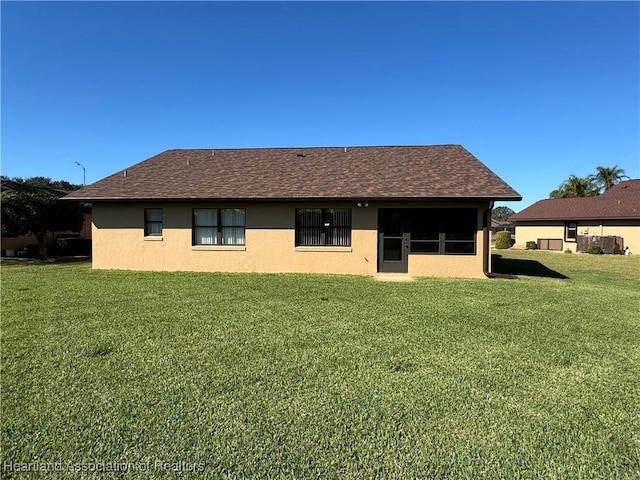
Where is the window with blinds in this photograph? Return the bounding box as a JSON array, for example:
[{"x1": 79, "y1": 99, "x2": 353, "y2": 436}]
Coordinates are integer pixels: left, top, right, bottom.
[
  {"x1": 565, "y1": 222, "x2": 577, "y2": 242},
  {"x1": 192, "y1": 208, "x2": 246, "y2": 245},
  {"x1": 295, "y1": 208, "x2": 351, "y2": 247},
  {"x1": 144, "y1": 208, "x2": 163, "y2": 236}
]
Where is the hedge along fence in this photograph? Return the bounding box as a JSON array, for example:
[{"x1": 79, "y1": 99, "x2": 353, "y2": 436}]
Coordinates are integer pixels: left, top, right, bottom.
[{"x1": 586, "y1": 244, "x2": 603, "y2": 255}]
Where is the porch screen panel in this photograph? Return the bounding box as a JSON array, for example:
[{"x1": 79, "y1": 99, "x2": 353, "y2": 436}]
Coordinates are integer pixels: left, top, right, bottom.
[
  {"x1": 443, "y1": 209, "x2": 476, "y2": 254},
  {"x1": 410, "y1": 209, "x2": 440, "y2": 253},
  {"x1": 193, "y1": 208, "x2": 218, "y2": 245},
  {"x1": 404, "y1": 208, "x2": 477, "y2": 255}
]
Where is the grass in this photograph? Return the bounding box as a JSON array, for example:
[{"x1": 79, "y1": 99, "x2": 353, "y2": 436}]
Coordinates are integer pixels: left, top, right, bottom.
[{"x1": 1, "y1": 251, "x2": 639, "y2": 479}]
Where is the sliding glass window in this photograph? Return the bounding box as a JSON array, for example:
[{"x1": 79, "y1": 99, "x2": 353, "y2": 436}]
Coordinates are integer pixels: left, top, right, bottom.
[{"x1": 193, "y1": 208, "x2": 245, "y2": 245}]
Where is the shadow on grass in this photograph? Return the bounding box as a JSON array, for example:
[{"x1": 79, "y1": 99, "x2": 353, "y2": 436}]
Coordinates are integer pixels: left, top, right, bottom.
[{"x1": 492, "y1": 254, "x2": 569, "y2": 279}]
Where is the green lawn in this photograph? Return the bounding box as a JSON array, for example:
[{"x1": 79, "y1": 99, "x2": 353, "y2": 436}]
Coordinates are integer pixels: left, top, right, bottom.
[{"x1": 1, "y1": 251, "x2": 639, "y2": 479}]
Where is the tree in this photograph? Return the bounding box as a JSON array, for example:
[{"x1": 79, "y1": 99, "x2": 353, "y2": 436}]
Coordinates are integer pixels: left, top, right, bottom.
[
  {"x1": 1, "y1": 176, "x2": 84, "y2": 259},
  {"x1": 549, "y1": 175, "x2": 599, "y2": 198},
  {"x1": 492, "y1": 206, "x2": 516, "y2": 222},
  {"x1": 595, "y1": 165, "x2": 629, "y2": 192}
]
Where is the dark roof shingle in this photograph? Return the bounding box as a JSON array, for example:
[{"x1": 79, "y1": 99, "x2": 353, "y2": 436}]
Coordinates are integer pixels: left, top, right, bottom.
[
  {"x1": 64, "y1": 145, "x2": 521, "y2": 202},
  {"x1": 510, "y1": 179, "x2": 640, "y2": 221}
]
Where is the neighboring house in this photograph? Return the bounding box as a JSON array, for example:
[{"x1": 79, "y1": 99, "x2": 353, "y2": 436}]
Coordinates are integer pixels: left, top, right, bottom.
[
  {"x1": 63, "y1": 145, "x2": 521, "y2": 278},
  {"x1": 1, "y1": 227, "x2": 91, "y2": 257},
  {"x1": 491, "y1": 218, "x2": 514, "y2": 235},
  {"x1": 1, "y1": 181, "x2": 92, "y2": 256},
  {"x1": 510, "y1": 179, "x2": 640, "y2": 253}
]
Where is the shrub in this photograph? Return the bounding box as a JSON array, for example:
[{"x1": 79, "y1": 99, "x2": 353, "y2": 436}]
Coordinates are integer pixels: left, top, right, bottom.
[
  {"x1": 586, "y1": 245, "x2": 603, "y2": 255},
  {"x1": 526, "y1": 241, "x2": 537, "y2": 250},
  {"x1": 494, "y1": 231, "x2": 513, "y2": 250},
  {"x1": 564, "y1": 249, "x2": 572, "y2": 254}
]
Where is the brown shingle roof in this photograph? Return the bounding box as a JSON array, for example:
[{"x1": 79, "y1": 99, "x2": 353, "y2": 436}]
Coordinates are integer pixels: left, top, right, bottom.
[
  {"x1": 64, "y1": 145, "x2": 521, "y2": 202},
  {"x1": 510, "y1": 179, "x2": 640, "y2": 221}
]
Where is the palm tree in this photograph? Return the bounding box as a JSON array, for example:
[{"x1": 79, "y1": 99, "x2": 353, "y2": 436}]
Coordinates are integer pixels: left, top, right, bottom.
[
  {"x1": 549, "y1": 175, "x2": 599, "y2": 198},
  {"x1": 595, "y1": 165, "x2": 629, "y2": 192}
]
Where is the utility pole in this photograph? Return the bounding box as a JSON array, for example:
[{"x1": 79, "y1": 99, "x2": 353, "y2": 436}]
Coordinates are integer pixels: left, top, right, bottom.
[{"x1": 75, "y1": 161, "x2": 86, "y2": 186}]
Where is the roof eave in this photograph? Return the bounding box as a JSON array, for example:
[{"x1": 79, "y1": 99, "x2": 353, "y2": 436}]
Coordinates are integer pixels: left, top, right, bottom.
[
  {"x1": 63, "y1": 195, "x2": 522, "y2": 203},
  {"x1": 513, "y1": 215, "x2": 640, "y2": 222}
]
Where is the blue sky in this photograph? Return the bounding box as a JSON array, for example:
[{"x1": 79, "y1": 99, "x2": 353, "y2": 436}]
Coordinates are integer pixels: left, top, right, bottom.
[{"x1": 1, "y1": 1, "x2": 638, "y2": 209}]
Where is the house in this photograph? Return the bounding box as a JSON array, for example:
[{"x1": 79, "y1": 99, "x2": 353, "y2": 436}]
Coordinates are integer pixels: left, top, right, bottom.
[
  {"x1": 1, "y1": 211, "x2": 92, "y2": 257},
  {"x1": 510, "y1": 179, "x2": 640, "y2": 253},
  {"x1": 491, "y1": 218, "x2": 514, "y2": 235},
  {"x1": 1, "y1": 180, "x2": 92, "y2": 257},
  {"x1": 63, "y1": 145, "x2": 521, "y2": 278}
]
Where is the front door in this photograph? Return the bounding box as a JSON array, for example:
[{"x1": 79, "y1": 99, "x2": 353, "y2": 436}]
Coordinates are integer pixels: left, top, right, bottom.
[{"x1": 378, "y1": 209, "x2": 409, "y2": 273}]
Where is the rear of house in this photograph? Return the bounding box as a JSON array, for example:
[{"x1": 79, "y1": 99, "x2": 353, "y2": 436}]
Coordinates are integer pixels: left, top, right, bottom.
[
  {"x1": 64, "y1": 145, "x2": 521, "y2": 278},
  {"x1": 510, "y1": 180, "x2": 640, "y2": 254}
]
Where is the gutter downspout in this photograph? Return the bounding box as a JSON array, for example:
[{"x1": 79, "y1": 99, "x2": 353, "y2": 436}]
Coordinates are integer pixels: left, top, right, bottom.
[
  {"x1": 483, "y1": 202, "x2": 493, "y2": 277},
  {"x1": 483, "y1": 202, "x2": 518, "y2": 279}
]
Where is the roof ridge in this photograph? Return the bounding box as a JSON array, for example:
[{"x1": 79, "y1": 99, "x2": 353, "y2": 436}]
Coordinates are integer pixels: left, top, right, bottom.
[{"x1": 162, "y1": 144, "x2": 464, "y2": 152}]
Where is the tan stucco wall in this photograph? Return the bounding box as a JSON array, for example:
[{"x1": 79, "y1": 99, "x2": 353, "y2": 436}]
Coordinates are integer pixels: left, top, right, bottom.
[
  {"x1": 515, "y1": 220, "x2": 640, "y2": 253},
  {"x1": 91, "y1": 201, "x2": 491, "y2": 278}
]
